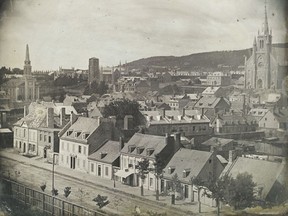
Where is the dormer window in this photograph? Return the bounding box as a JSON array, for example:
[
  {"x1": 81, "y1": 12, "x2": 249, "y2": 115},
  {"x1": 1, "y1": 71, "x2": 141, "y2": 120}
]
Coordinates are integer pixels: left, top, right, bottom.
[
  {"x1": 128, "y1": 146, "x2": 136, "y2": 153},
  {"x1": 82, "y1": 133, "x2": 89, "y2": 140},
  {"x1": 168, "y1": 166, "x2": 175, "y2": 174},
  {"x1": 182, "y1": 169, "x2": 191, "y2": 178},
  {"x1": 208, "y1": 103, "x2": 212, "y2": 106},
  {"x1": 137, "y1": 147, "x2": 144, "y2": 154},
  {"x1": 74, "y1": 132, "x2": 81, "y2": 138},
  {"x1": 100, "y1": 152, "x2": 107, "y2": 159},
  {"x1": 146, "y1": 148, "x2": 154, "y2": 156},
  {"x1": 199, "y1": 103, "x2": 203, "y2": 106},
  {"x1": 67, "y1": 131, "x2": 73, "y2": 136}
]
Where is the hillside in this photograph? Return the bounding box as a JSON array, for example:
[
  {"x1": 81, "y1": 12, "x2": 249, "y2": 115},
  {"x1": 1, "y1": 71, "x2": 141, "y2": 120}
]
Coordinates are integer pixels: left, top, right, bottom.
[{"x1": 126, "y1": 43, "x2": 288, "y2": 72}]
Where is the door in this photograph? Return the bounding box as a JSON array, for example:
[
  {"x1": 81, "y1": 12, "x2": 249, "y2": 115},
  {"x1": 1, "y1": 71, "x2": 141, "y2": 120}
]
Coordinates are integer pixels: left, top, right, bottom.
[
  {"x1": 23, "y1": 143, "x2": 26, "y2": 153},
  {"x1": 70, "y1": 157, "x2": 76, "y2": 169}
]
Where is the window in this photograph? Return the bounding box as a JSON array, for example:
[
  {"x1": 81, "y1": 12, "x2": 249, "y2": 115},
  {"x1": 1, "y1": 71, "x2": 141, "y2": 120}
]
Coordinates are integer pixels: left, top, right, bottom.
[
  {"x1": 44, "y1": 135, "x2": 47, "y2": 142},
  {"x1": 66, "y1": 156, "x2": 69, "y2": 164},
  {"x1": 91, "y1": 163, "x2": 94, "y2": 172},
  {"x1": 150, "y1": 178, "x2": 153, "y2": 187},
  {"x1": 23, "y1": 129, "x2": 26, "y2": 137},
  {"x1": 83, "y1": 146, "x2": 86, "y2": 155},
  {"x1": 78, "y1": 145, "x2": 82, "y2": 153},
  {"x1": 67, "y1": 143, "x2": 70, "y2": 151},
  {"x1": 98, "y1": 165, "x2": 101, "y2": 176},
  {"x1": 105, "y1": 167, "x2": 109, "y2": 176},
  {"x1": 48, "y1": 136, "x2": 51, "y2": 143}
]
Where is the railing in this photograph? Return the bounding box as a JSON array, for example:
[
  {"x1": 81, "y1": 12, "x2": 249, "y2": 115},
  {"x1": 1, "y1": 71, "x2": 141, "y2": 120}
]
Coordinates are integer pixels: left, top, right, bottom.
[{"x1": 2, "y1": 178, "x2": 107, "y2": 216}]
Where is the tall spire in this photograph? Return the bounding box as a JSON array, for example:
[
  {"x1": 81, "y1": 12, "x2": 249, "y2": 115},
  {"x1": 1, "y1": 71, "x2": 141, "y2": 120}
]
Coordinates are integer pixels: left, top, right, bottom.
[
  {"x1": 264, "y1": 0, "x2": 269, "y2": 35},
  {"x1": 25, "y1": 44, "x2": 30, "y2": 63}
]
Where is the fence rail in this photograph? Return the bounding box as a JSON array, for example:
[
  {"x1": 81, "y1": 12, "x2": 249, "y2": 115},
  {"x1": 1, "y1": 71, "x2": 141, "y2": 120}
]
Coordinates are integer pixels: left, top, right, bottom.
[{"x1": 1, "y1": 178, "x2": 107, "y2": 216}]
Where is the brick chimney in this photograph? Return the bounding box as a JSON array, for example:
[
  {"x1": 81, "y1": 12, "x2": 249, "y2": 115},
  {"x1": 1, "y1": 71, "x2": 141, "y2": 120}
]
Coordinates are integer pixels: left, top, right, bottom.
[
  {"x1": 181, "y1": 108, "x2": 186, "y2": 117},
  {"x1": 47, "y1": 107, "x2": 54, "y2": 128},
  {"x1": 70, "y1": 111, "x2": 77, "y2": 124},
  {"x1": 24, "y1": 106, "x2": 27, "y2": 117},
  {"x1": 160, "y1": 108, "x2": 166, "y2": 118},
  {"x1": 173, "y1": 132, "x2": 181, "y2": 153},
  {"x1": 119, "y1": 136, "x2": 124, "y2": 152},
  {"x1": 228, "y1": 150, "x2": 236, "y2": 163},
  {"x1": 124, "y1": 115, "x2": 133, "y2": 130},
  {"x1": 60, "y1": 107, "x2": 65, "y2": 126}
]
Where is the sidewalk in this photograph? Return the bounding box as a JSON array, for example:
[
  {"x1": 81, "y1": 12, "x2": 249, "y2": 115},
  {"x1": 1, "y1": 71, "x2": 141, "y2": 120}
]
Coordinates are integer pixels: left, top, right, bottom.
[{"x1": 0, "y1": 148, "x2": 216, "y2": 215}]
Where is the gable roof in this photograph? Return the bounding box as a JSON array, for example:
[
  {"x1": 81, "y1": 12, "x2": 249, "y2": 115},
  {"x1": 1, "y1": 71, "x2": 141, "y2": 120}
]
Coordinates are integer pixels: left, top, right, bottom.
[
  {"x1": 224, "y1": 157, "x2": 285, "y2": 199},
  {"x1": 202, "y1": 86, "x2": 221, "y2": 95},
  {"x1": 88, "y1": 140, "x2": 120, "y2": 163},
  {"x1": 61, "y1": 117, "x2": 100, "y2": 141},
  {"x1": 121, "y1": 133, "x2": 167, "y2": 157},
  {"x1": 163, "y1": 148, "x2": 212, "y2": 183},
  {"x1": 202, "y1": 137, "x2": 234, "y2": 147},
  {"x1": 194, "y1": 96, "x2": 230, "y2": 109}
]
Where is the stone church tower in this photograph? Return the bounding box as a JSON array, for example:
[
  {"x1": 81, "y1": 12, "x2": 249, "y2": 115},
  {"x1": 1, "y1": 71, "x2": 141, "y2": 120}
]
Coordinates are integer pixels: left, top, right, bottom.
[
  {"x1": 23, "y1": 44, "x2": 39, "y2": 101},
  {"x1": 245, "y1": 3, "x2": 278, "y2": 89}
]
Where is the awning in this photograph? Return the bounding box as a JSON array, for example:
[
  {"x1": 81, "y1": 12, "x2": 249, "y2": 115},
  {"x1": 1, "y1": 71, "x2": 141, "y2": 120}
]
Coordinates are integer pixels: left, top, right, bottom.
[{"x1": 115, "y1": 170, "x2": 134, "y2": 178}]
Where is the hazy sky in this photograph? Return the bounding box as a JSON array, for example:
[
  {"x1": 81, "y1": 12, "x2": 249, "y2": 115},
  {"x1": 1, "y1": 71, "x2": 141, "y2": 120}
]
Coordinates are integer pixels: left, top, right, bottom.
[{"x1": 0, "y1": 0, "x2": 287, "y2": 70}]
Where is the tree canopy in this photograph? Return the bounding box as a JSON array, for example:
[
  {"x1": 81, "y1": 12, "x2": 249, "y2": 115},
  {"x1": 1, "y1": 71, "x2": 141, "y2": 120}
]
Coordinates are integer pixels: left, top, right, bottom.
[
  {"x1": 83, "y1": 80, "x2": 108, "y2": 95},
  {"x1": 102, "y1": 98, "x2": 141, "y2": 126}
]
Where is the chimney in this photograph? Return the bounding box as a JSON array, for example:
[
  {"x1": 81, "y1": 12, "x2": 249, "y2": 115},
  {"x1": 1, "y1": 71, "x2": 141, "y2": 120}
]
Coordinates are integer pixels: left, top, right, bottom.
[
  {"x1": 160, "y1": 108, "x2": 166, "y2": 118},
  {"x1": 124, "y1": 115, "x2": 133, "y2": 130},
  {"x1": 24, "y1": 106, "x2": 27, "y2": 117},
  {"x1": 181, "y1": 108, "x2": 186, "y2": 117},
  {"x1": 173, "y1": 132, "x2": 181, "y2": 153},
  {"x1": 119, "y1": 136, "x2": 124, "y2": 152},
  {"x1": 1, "y1": 112, "x2": 7, "y2": 127},
  {"x1": 228, "y1": 150, "x2": 236, "y2": 163},
  {"x1": 60, "y1": 107, "x2": 65, "y2": 126},
  {"x1": 97, "y1": 116, "x2": 102, "y2": 125},
  {"x1": 70, "y1": 111, "x2": 77, "y2": 124},
  {"x1": 47, "y1": 107, "x2": 54, "y2": 128}
]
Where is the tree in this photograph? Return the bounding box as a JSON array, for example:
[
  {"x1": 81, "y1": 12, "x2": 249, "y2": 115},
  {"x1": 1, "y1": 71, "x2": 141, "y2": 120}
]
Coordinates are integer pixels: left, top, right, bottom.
[
  {"x1": 171, "y1": 173, "x2": 182, "y2": 204},
  {"x1": 102, "y1": 98, "x2": 141, "y2": 126},
  {"x1": 204, "y1": 175, "x2": 233, "y2": 216},
  {"x1": 136, "y1": 158, "x2": 150, "y2": 196},
  {"x1": 83, "y1": 80, "x2": 108, "y2": 95},
  {"x1": 153, "y1": 154, "x2": 165, "y2": 201},
  {"x1": 191, "y1": 177, "x2": 205, "y2": 213},
  {"x1": 229, "y1": 172, "x2": 256, "y2": 210}
]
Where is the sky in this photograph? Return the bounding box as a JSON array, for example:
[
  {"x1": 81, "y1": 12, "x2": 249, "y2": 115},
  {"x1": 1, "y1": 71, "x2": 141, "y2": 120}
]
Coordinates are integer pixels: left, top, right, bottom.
[{"x1": 0, "y1": 0, "x2": 287, "y2": 70}]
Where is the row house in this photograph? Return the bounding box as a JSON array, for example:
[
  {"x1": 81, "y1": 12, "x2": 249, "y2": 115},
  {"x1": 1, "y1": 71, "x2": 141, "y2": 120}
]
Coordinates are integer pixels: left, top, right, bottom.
[
  {"x1": 58, "y1": 116, "x2": 122, "y2": 173},
  {"x1": 206, "y1": 72, "x2": 231, "y2": 86},
  {"x1": 193, "y1": 96, "x2": 231, "y2": 120},
  {"x1": 116, "y1": 133, "x2": 181, "y2": 191},
  {"x1": 258, "y1": 108, "x2": 288, "y2": 130},
  {"x1": 140, "y1": 109, "x2": 211, "y2": 138},
  {"x1": 13, "y1": 102, "x2": 72, "y2": 159},
  {"x1": 211, "y1": 112, "x2": 258, "y2": 134},
  {"x1": 162, "y1": 148, "x2": 224, "y2": 203},
  {"x1": 88, "y1": 140, "x2": 121, "y2": 180}
]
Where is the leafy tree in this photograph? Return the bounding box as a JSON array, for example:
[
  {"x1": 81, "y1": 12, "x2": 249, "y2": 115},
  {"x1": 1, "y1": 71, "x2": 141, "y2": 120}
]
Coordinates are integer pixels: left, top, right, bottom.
[
  {"x1": 136, "y1": 158, "x2": 150, "y2": 196},
  {"x1": 204, "y1": 174, "x2": 233, "y2": 216},
  {"x1": 102, "y1": 98, "x2": 141, "y2": 126},
  {"x1": 190, "y1": 177, "x2": 205, "y2": 213},
  {"x1": 83, "y1": 80, "x2": 108, "y2": 95},
  {"x1": 153, "y1": 154, "x2": 165, "y2": 201},
  {"x1": 229, "y1": 172, "x2": 256, "y2": 210},
  {"x1": 171, "y1": 173, "x2": 182, "y2": 204}
]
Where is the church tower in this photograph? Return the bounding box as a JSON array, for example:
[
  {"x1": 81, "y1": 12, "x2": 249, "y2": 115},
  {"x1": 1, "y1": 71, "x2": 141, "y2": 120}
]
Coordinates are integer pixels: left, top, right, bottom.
[
  {"x1": 245, "y1": 2, "x2": 273, "y2": 89},
  {"x1": 23, "y1": 44, "x2": 38, "y2": 101}
]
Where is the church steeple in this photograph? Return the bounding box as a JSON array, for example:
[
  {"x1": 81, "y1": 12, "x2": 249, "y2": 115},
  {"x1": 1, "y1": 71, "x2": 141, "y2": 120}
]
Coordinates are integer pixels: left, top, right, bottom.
[
  {"x1": 263, "y1": 1, "x2": 269, "y2": 35},
  {"x1": 24, "y1": 44, "x2": 32, "y2": 76},
  {"x1": 25, "y1": 44, "x2": 30, "y2": 63}
]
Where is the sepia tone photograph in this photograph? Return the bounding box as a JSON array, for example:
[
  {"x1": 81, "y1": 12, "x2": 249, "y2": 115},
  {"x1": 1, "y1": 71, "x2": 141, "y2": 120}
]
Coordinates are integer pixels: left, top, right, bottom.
[{"x1": 0, "y1": 0, "x2": 287, "y2": 215}]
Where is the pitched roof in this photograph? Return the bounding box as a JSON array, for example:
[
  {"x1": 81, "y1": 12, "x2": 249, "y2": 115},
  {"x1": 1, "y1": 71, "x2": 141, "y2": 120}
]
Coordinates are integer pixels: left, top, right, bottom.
[
  {"x1": 61, "y1": 117, "x2": 100, "y2": 141},
  {"x1": 225, "y1": 157, "x2": 285, "y2": 199},
  {"x1": 266, "y1": 93, "x2": 281, "y2": 103},
  {"x1": 54, "y1": 105, "x2": 78, "y2": 115},
  {"x1": 202, "y1": 137, "x2": 234, "y2": 147},
  {"x1": 88, "y1": 141, "x2": 120, "y2": 163},
  {"x1": 163, "y1": 148, "x2": 212, "y2": 183},
  {"x1": 194, "y1": 96, "x2": 229, "y2": 109},
  {"x1": 202, "y1": 87, "x2": 221, "y2": 95},
  {"x1": 121, "y1": 133, "x2": 167, "y2": 157},
  {"x1": 141, "y1": 109, "x2": 210, "y2": 125},
  {"x1": 248, "y1": 108, "x2": 269, "y2": 117}
]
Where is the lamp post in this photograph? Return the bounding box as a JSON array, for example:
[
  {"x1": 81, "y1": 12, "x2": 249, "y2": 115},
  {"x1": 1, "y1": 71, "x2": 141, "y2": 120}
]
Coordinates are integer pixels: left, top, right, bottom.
[{"x1": 51, "y1": 153, "x2": 57, "y2": 216}]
